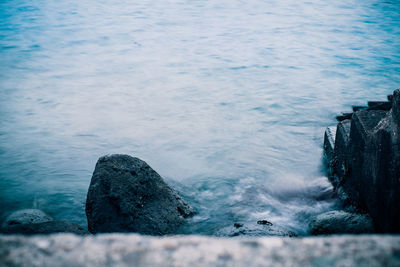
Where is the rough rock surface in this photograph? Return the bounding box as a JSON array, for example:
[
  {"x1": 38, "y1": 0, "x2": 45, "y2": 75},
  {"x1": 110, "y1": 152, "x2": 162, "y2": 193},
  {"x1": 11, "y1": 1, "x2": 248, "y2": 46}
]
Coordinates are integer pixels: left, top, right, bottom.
[
  {"x1": 323, "y1": 89, "x2": 400, "y2": 233},
  {"x1": 323, "y1": 126, "x2": 336, "y2": 164},
  {"x1": 1, "y1": 209, "x2": 53, "y2": 228},
  {"x1": 344, "y1": 109, "x2": 387, "y2": 209},
  {"x1": 1, "y1": 234, "x2": 400, "y2": 267},
  {"x1": 216, "y1": 222, "x2": 297, "y2": 237},
  {"x1": 0, "y1": 221, "x2": 89, "y2": 235},
  {"x1": 86, "y1": 154, "x2": 194, "y2": 235},
  {"x1": 332, "y1": 119, "x2": 351, "y2": 187},
  {"x1": 309, "y1": 210, "x2": 374, "y2": 235}
]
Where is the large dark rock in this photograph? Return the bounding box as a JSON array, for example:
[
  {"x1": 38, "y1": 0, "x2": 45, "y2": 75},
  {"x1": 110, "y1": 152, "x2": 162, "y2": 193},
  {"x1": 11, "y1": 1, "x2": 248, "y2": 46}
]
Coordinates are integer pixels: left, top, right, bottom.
[
  {"x1": 323, "y1": 126, "x2": 336, "y2": 164},
  {"x1": 332, "y1": 119, "x2": 351, "y2": 187},
  {"x1": 86, "y1": 154, "x2": 195, "y2": 235},
  {"x1": 360, "y1": 106, "x2": 400, "y2": 232},
  {"x1": 342, "y1": 110, "x2": 387, "y2": 209},
  {"x1": 309, "y1": 210, "x2": 374, "y2": 235},
  {"x1": 0, "y1": 221, "x2": 89, "y2": 235},
  {"x1": 345, "y1": 103, "x2": 400, "y2": 232},
  {"x1": 323, "y1": 89, "x2": 400, "y2": 233},
  {"x1": 361, "y1": 112, "x2": 392, "y2": 231},
  {"x1": 1, "y1": 209, "x2": 53, "y2": 228}
]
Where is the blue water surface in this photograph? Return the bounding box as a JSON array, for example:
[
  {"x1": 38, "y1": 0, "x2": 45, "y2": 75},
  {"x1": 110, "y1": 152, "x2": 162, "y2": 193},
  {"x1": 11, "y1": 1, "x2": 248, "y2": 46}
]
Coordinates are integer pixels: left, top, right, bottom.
[{"x1": 0, "y1": 0, "x2": 399, "y2": 235}]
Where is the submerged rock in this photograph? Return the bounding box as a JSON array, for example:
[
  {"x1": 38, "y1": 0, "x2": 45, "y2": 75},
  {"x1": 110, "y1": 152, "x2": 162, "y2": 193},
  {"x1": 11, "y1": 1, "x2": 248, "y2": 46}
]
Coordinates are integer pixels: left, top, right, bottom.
[
  {"x1": 0, "y1": 221, "x2": 89, "y2": 235},
  {"x1": 309, "y1": 210, "x2": 374, "y2": 235},
  {"x1": 257, "y1": 220, "x2": 273, "y2": 226},
  {"x1": 217, "y1": 221, "x2": 297, "y2": 237},
  {"x1": 233, "y1": 223, "x2": 243, "y2": 228},
  {"x1": 1, "y1": 209, "x2": 53, "y2": 228},
  {"x1": 86, "y1": 154, "x2": 195, "y2": 235}
]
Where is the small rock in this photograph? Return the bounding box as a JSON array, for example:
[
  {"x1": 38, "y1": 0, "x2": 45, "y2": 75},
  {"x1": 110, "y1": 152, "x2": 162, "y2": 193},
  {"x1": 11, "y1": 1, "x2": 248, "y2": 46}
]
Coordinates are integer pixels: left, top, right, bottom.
[
  {"x1": 234, "y1": 223, "x2": 243, "y2": 228},
  {"x1": 217, "y1": 222, "x2": 296, "y2": 237},
  {"x1": 336, "y1": 112, "x2": 353, "y2": 122},
  {"x1": 257, "y1": 220, "x2": 273, "y2": 226},
  {"x1": 309, "y1": 210, "x2": 375, "y2": 235},
  {"x1": 1, "y1": 209, "x2": 53, "y2": 228},
  {"x1": 0, "y1": 221, "x2": 89, "y2": 235}
]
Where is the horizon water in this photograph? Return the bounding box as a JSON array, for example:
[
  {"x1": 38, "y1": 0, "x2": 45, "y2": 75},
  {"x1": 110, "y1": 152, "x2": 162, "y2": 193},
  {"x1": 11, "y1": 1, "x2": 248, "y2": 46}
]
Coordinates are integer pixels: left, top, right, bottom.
[{"x1": 0, "y1": 0, "x2": 399, "y2": 235}]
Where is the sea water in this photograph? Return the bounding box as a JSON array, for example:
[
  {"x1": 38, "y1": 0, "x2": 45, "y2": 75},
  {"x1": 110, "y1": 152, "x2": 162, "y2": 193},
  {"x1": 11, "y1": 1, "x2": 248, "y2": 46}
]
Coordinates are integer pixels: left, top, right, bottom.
[{"x1": 0, "y1": 0, "x2": 399, "y2": 235}]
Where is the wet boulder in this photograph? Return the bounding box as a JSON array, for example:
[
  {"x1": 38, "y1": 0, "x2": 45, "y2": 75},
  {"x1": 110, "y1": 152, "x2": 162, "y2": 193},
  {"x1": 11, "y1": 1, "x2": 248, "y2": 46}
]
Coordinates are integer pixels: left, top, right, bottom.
[
  {"x1": 342, "y1": 109, "x2": 387, "y2": 208},
  {"x1": 360, "y1": 106, "x2": 400, "y2": 232},
  {"x1": 344, "y1": 94, "x2": 400, "y2": 232},
  {"x1": 309, "y1": 210, "x2": 374, "y2": 235},
  {"x1": 217, "y1": 221, "x2": 297, "y2": 237},
  {"x1": 0, "y1": 221, "x2": 89, "y2": 235},
  {"x1": 323, "y1": 89, "x2": 400, "y2": 233},
  {"x1": 86, "y1": 154, "x2": 195, "y2": 235},
  {"x1": 331, "y1": 119, "x2": 351, "y2": 187},
  {"x1": 1, "y1": 209, "x2": 53, "y2": 228},
  {"x1": 323, "y1": 126, "x2": 336, "y2": 164},
  {"x1": 361, "y1": 112, "x2": 393, "y2": 231}
]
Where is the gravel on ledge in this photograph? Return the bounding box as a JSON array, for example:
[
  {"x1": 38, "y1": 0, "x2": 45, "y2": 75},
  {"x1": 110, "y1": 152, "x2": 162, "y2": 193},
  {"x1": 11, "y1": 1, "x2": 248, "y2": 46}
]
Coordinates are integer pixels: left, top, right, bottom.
[{"x1": 1, "y1": 234, "x2": 400, "y2": 267}]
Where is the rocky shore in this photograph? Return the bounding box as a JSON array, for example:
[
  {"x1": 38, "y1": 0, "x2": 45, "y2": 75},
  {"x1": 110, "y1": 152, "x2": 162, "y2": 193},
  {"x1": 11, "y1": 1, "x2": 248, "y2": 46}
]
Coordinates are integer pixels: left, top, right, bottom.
[
  {"x1": 2, "y1": 88, "x2": 400, "y2": 237},
  {"x1": 1, "y1": 90, "x2": 400, "y2": 265},
  {"x1": 1, "y1": 154, "x2": 295, "y2": 237}
]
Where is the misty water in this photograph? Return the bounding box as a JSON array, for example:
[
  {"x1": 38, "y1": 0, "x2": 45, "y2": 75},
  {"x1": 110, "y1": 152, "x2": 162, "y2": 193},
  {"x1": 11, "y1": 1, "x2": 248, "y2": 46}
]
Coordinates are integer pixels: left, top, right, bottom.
[{"x1": 0, "y1": 0, "x2": 399, "y2": 235}]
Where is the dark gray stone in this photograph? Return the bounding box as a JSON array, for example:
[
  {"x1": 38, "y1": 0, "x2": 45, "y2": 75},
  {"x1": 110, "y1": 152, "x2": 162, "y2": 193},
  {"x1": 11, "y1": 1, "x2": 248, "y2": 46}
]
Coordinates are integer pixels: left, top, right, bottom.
[
  {"x1": 216, "y1": 222, "x2": 297, "y2": 237},
  {"x1": 367, "y1": 101, "x2": 392, "y2": 110},
  {"x1": 324, "y1": 89, "x2": 400, "y2": 233},
  {"x1": 342, "y1": 110, "x2": 387, "y2": 208},
  {"x1": 0, "y1": 221, "x2": 89, "y2": 235},
  {"x1": 361, "y1": 108, "x2": 400, "y2": 232},
  {"x1": 381, "y1": 89, "x2": 400, "y2": 232},
  {"x1": 361, "y1": 112, "x2": 392, "y2": 231},
  {"x1": 257, "y1": 220, "x2": 273, "y2": 226},
  {"x1": 233, "y1": 223, "x2": 243, "y2": 228},
  {"x1": 1, "y1": 209, "x2": 53, "y2": 228},
  {"x1": 86, "y1": 154, "x2": 194, "y2": 235},
  {"x1": 331, "y1": 119, "x2": 351, "y2": 187},
  {"x1": 342, "y1": 93, "x2": 400, "y2": 232},
  {"x1": 309, "y1": 210, "x2": 374, "y2": 235},
  {"x1": 323, "y1": 126, "x2": 336, "y2": 164},
  {"x1": 336, "y1": 112, "x2": 353, "y2": 122},
  {"x1": 352, "y1": 105, "x2": 368, "y2": 112},
  {"x1": 392, "y1": 89, "x2": 400, "y2": 125}
]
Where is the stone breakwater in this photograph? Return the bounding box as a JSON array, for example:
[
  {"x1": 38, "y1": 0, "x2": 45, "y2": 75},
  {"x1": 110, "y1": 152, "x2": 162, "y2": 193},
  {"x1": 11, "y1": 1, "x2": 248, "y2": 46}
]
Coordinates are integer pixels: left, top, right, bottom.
[
  {"x1": 1, "y1": 234, "x2": 400, "y2": 267},
  {"x1": 323, "y1": 89, "x2": 400, "y2": 233}
]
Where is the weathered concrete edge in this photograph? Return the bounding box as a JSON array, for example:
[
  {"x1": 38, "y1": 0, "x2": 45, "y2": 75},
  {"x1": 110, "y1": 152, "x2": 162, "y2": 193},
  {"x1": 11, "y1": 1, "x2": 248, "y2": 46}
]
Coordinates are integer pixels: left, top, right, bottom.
[{"x1": 1, "y1": 234, "x2": 400, "y2": 267}]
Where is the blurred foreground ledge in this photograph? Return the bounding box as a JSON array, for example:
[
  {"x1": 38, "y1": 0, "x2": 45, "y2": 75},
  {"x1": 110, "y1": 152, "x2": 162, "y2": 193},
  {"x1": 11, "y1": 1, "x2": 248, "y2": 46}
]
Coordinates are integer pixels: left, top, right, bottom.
[{"x1": 1, "y1": 234, "x2": 400, "y2": 266}]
